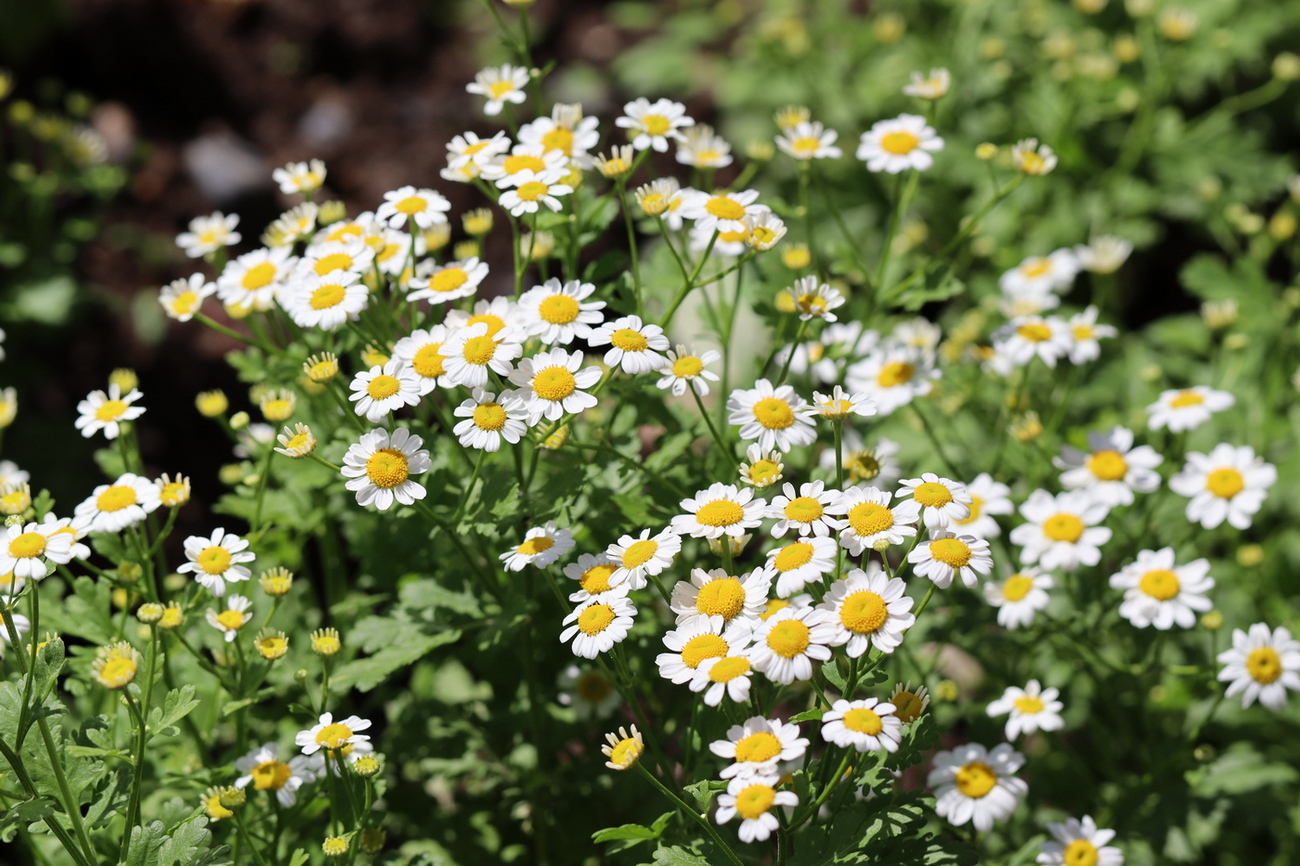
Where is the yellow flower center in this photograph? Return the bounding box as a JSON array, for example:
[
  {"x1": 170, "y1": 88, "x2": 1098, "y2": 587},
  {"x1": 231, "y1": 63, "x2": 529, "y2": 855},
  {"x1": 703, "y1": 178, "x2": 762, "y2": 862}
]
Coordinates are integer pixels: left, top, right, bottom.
[
  {"x1": 1088, "y1": 450, "x2": 1128, "y2": 481},
  {"x1": 502, "y1": 154, "x2": 545, "y2": 175},
  {"x1": 748, "y1": 459, "x2": 782, "y2": 486},
  {"x1": 310, "y1": 282, "x2": 347, "y2": 310},
  {"x1": 517, "y1": 536, "x2": 555, "y2": 556},
  {"x1": 9, "y1": 532, "x2": 46, "y2": 558},
  {"x1": 1019, "y1": 152, "x2": 1047, "y2": 174},
  {"x1": 671, "y1": 355, "x2": 704, "y2": 377},
  {"x1": 205, "y1": 792, "x2": 233, "y2": 820},
  {"x1": 98, "y1": 657, "x2": 138, "y2": 688},
  {"x1": 695, "y1": 500, "x2": 744, "y2": 527},
  {"x1": 760, "y1": 599, "x2": 790, "y2": 620},
  {"x1": 171, "y1": 291, "x2": 199, "y2": 315},
  {"x1": 879, "y1": 130, "x2": 920, "y2": 155},
  {"x1": 751, "y1": 225, "x2": 779, "y2": 245},
  {"x1": 610, "y1": 328, "x2": 649, "y2": 352},
  {"x1": 574, "y1": 670, "x2": 612, "y2": 703},
  {"x1": 680, "y1": 633, "x2": 729, "y2": 669},
  {"x1": 516, "y1": 181, "x2": 548, "y2": 202},
  {"x1": 577, "y1": 604, "x2": 615, "y2": 635},
  {"x1": 241, "y1": 262, "x2": 277, "y2": 290},
  {"x1": 929, "y1": 538, "x2": 973, "y2": 567},
  {"x1": 876, "y1": 362, "x2": 915, "y2": 388},
  {"x1": 772, "y1": 541, "x2": 813, "y2": 572},
  {"x1": 314, "y1": 253, "x2": 353, "y2": 275},
  {"x1": 412, "y1": 344, "x2": 446, "y2": 378},
  {"x1": 1138, "y1": 569, "x2": 1180, "y2": 601},
  {"x1": 466, "y1": 313, "x2": 507, "y2": 335},
  {"x1": 848, "y1": 502, "x2": 894, "y2": 537},
  {"x1": 839, "y1": 590, "x2": 888, "y2": 634},
  {"x1": 96, "y1": 485, "x2": 138, "y2": 512},
  {"x1": 955, "y1": 761, "x2": 997, "y2": 798},
  {"x1": 1062, "y1": 840, "x2": 1099, "y2": 866},
  {"x1": 642, "y1": 115, "x2": 671, "y2": 136},
  {"x1": 752, "y1": 397, "x2": 794, "y2": 430},
  {"x1": 1017, "y1": 323, "x2": 1053, "y2": 342},
  {"x1": 734, "y1": 731, "x2": 782, "y2": 763},
  {"x1": 791, "y1": 136, "x2": 821, "y2": 154},
  {"x1": 607, "y1": 736, "x2": 642, "y2": 768},
  {"x1": 1013, "y1": 696, "x2": 1044, "y2": 714},
  {"x1": 1206, "y1": 468, "x2": 1244, "y2": 499},
  {"x1": 1020, "y1": 258, "x2": 1051, "y2": 278},
  {"x1": 954, "y1": 495, "x2": 983, "y2": 525},
  {"x1": 216, "y1": 609, "x2": 246, "y2": 630},
  {"x1": 487, "y1": 80, "x2": 515, "y2": 99},
  {"x1": 766, "y1": 620, "x2": 811, "y2": 658},
  {"x1": 705, "y1": 197, "x2": 746, "y2": 221},
  {"x1": 719, "y1": 227, "x2": 750, "y2": 243},
  {"x1": 913, "y1": 482, "x2": 953, "y2": 508},
  {"x1": 1042, "y1": 513, "x2": 1084, "y2": 542},
  {"x1": 197, "y1": 546, "x2": 233, "y2": 575},
  {"x1": 533, "y1": 367, "x2": 577, "y2": 401},
  {"x1": 735, "y1": 784, "x2": 778, "y2": 820},
  {"x1": 366, "y1": 375, "x2": 401, "y2": 399},
  {"x1": 250, "y1": 760, "x2": 292, "y2": 790},
  {"x1": 1002, "y1": 574, "x2": 1034, "y2": 601},
  {"x1": 579, "y1": 563, "x2": 618, "y2": 594},
  {"x1": 620, "y1": 539, "x2": 658, "y2": 569},
  {"x1": 785, "y1": 496, "x2": 825, "y2": 524},
  {"x1": 365, "y1": 448, "x2": 409, "y2": 488},
  {"x1": 326, "y1": 222, "x2": 362, "y2": 242},
  {"x1": 95, "y1": 399, "x2": 129, "y2": 422},
  {"x1": 696, "y1": 578, "x2": 746, "y2": 619},
  {"x1": 538, "y1": 294, "x2": 580, "y2": 324},
  {"x1": 1246, "y1": 647, "x2": 1282, "y2": 684},
  {"x1": 709, "y1": 656, "x2": 751, "y2": 683},
  {"x1": 1169, "y1": 390, "x2": 1204, "y2": 408},
  {"x1": 842, "y1": 707, "x2": 884, "y2": 735},
  {"x1": 541, "y1": 127, "x2": 574, "y2": 154},
  {"x1": 470, "y1": 402, "x2": 507, "y2": 431},
  {"x1": 395, "y1": 195, "x2": 427, "y2": 215},
  {"x1": 1072, "y1": 324, "x2": 1095, "y2": 340},
  {"x1": 429, "y1": 268, "x2": 469, "y2": 293},
  {"x1": 315, "y1": 723, "x2": 354, "y2": 749},
  {"x1": 894, "y1": 691, "x2": 925, "y2": 722},
  {"x1": 461, "y1": 335, "x2": 497, "y2": 365}
]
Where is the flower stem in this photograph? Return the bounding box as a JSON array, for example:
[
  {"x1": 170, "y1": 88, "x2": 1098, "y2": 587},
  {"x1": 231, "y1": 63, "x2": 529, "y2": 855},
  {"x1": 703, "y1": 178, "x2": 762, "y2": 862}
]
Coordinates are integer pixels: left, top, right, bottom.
[{"x1": 632, "y1": 762, "x2": 745, "y2": 866}]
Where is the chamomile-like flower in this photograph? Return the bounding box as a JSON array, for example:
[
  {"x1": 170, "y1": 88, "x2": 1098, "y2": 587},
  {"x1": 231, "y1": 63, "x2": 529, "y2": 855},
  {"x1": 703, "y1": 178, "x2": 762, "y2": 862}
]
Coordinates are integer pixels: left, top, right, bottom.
[
  {"x1": 349, "y1": 360, "x2": 422, "y2": 422},
  {"x1": 749, "y1": 605, "x2": 831, "y2": 684},
  {"x1": 1011, "y1": 138, "x2": 1057, "y2": 175},
  {"x1": 519, "y1": 104, "x2": 600, "y2": 164},
  {"x1": 1065, "y1": 306, "x2": 1118, "y2": 364},
  {"x1": 670, "y1": 567, "x2": 771, "y2": 624},
  {"x1": 987, "y1": 681, "x2": 1065, "y2": 739},
  {"x1": 218, "y1": 247, "x2": 296, "y2": 313},
  {"x1": 178, "y1": 528, "x2": 255, "y2": 597},
  {"x1": 928, "y1": 743, "x2": 1027, "y2": 832},
  {"x1": 159, "y1": 273, "x2": 216, "y2": 322},
  {"x1": 557, "y1": 665, "x2": 621, "y2": 720},
  {"x1": 984, "y1": 569, "x2": 1054, "y2": 630},
  {"x1": 234, "y1": 743, "x2": 317, "y2": 806},
  {"x1": 340, "y1": 427, "x2": 431, "y2": 511},
  {"x1": 601, "y1": 724, "x2": 644, "y2": 770},
  {"x1": 948, "y1": 473, "x2": 1013, "y2": 539},
  {"x1": 811, "y1": 386, "x2": 877, "y2": 422},
  {"x1": 176, "y1": 211, "x2": 241, "y2": 258},
  {"x1": 499, "y1": 171, "x2": 573, "y2": 217},
  {"x1": 999, "y1": 250, "x2": 1080, "y2": 297},
  {"x1": 453, "y1": 389, "x2": 530, "y2": 452},
  {"x1": 1009, "y1": 490, "x2": 1112, "y2": 572},
  {"x1": 285, "y1": 271, "x2": 369, "y2": 330},
  {"x1": 604, "y1": 527, "x2": 682, "y2": 591},
  {"x1": 1073, "y1": 237, "x2": 1133, "y2": 275},
  {"x1": 671, "y1": 483, "x2": 766, "y2": 540},
  {"x1": 739, "y1": 444, "x2": 785, "y2": 489},
  {"x1": 710, "y1": 716, "x2": 809, "y2": 778},
  {"x1": 74, "y1": 473, "x2": 162, "y2": 534},
  {"x1": 376, "y1": 186, "x2": 450, "y2": 230},
  {"x1": 500, "y1": 522, "x2": 575, "y2": 572},
  {"x1": 562, "y1": 554, "x2": 625, "y2": 604},
  {"x1": 440, "y1": 323, "x2": 524, "y2": 389},
  {"x1": 273, "y1": 158, "x2": 326, "y2": 195},
  {"x1": 0, "y1": 521, "x2": 73, "y2": 580},
  {"x1": 764, "y1": 481, "x2": 843, "y2": 538},
  {"x1": 205, "y1": 594, "x2": 253, "y2": 642},
  {"x1": 616, "y1": 97, "x2": 693, "y2": 152},
  {"x1": 1216, "y1": 623, "x2": 1300, "y2": 710},
  {"x1": 775, "y1": 121, "x2": 842, "y2": 160},
  {"x1": 691, "y1": 653, "x2": 757, "y2": 706},
  {"x1": 296, "y1": 712, "x2": 373, "y2": 757},
  {"x1": 764, "y1": 535, "x2": 838, "y2": 598},
  {"x1": 589, "y1": 315, "x2": 670, "y2": 374},
  {"x1": 675, "y1": 124, "x2": 733, "y2": 169},
  {"x1": 657, "y1": 346, "x2": 722, "y2": 396},
  {"x1": 1037, "y1": 816, "x2": 1124, "y2": 866},
  {"x1": 857, "y1": 114, "x2": 944, "y2": 173},
  {"x1": 39, "y1": 513, "x2": 91, "y2": 561},
  {"x1": 517, "y1": 279, "x2": 606, "y2": 345},
  {"x1": 406, "y1": 257, "x2": 489, "y2": 305},
  {"x1": 445, "y1": 130, "x2": 511, "y2": 175},
  {"x1": 509, "y1": 348, "x2": 603, "y2": 423},
  {"x1": 681, "y1": 188, "x2": 767, "y2": 235},
  {"x1": 656, "y1": 615, "x2": 753, "y2": 685},
  {"x1": 1055, "y1": 426, "x2": 1162, "y2": 507},
  {"x1": 994, "y1": 316, "x2": 1073, "y2": 368},
  {"x1": 1109, "y1": 547, "x2": 1214, "y2": 630},
  {"x1": 727, "y1": 379, "x2": 817, "y2": 453},
  {"x1": 391, "y1": 326, "x2": 454, "y2": 394},
  {"x1": 1146, "y1": 386, "x2": 1235, "y2": 433},
  {"x1": 561, "y1": 595, "x2": 637, "y2": 659},
  {"x1": 908, "y1": 530, "x2": 994, "y2": 588},
  {"x1": 785, "y1": 276, "x2": 845, "y2": 322},
  {"x1": 844, "y1": 346, "x2": 937, "y2": 415},
  {"x1": 75, "y1": 383, "x2": 145, "y2": 440},
  {"x1": 821, "y1": 698, "x2": 902, "y2": 752},
  {"x1": 834, "y1": 486, "x2": 921, "y2": 555},
  {"x1": 1169, "y1": 444, "x2": 1275, "y2": 530},
  {"x1": 890, "y1": 682, "x2": 931, "y2": 723},
  {"x1": 715, "y1": 772, "x2": 798, "y2": 843},
  {"x1": 897, "y1": 474, "x2": 972, "y2": 531},
  {"x1": 811, "y1": 565, "x2": 915, "y2": 657},
  {"x1": 903, "y1": 67, "x2": 951, "y2": 98}
]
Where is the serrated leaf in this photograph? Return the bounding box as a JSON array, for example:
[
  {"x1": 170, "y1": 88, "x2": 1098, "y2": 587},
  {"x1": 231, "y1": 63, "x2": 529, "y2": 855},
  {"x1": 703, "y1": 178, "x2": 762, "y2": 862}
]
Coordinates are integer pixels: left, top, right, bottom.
[
  {"x1": 682, "y1": 779, "x2": 725, "y2": 811},
  {"x1": 147, "y1": 686, "x2": 200, "y2": 739},
  {"x1": 158, "y1": 816, "x2": 223, "y2": 866},
  {"x1": 0, "y1": 797, "x2": 54, "y2": 843},
  {"x1": 647, "y1": 845, "x2": 711, "y2": 866}
]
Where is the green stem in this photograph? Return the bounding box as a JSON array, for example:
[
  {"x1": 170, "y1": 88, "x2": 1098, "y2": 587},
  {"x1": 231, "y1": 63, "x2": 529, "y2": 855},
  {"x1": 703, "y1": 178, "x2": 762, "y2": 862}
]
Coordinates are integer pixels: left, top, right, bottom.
[{"x1": 631, "y1": 763, "x2": 745, "y2": 866}]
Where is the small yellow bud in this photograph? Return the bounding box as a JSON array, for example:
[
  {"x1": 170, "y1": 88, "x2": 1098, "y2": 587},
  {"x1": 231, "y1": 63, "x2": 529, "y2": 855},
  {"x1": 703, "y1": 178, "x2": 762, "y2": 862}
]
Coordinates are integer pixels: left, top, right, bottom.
[
  {"x1": 1157, "y1": 8, "x2": 1196, "y2": 41},
  {"x1": 203, "y1": 786, "x2": 234, "y2": 821},
  {"x1": 157, "y1": 473, "x2": 191, "y2": 507},
  {"x1": 311, "y1": 627, "x2": 342, "y2": 657},
  {"x1": 781, "y1": 243, "x2": 811, "y2": 271},
  {"x1": 1275, "y1": 53, "x2": 1300, "y2": 82},
  {"x1": 218, "y1": 787, "x2": 246, "y2": 810},
  {"x1": 117, "y1": 561, "x2": 143, "y2": 584},
  {"x1": 422, "y1": 223, "x2": 451, "y2": 252},
  {"x1": 229, "y1": 411, "x2": 250, "y2": 431},
  {"x1": 360, "y1": 345, "x2": 389, "y2": 368},
  {"x1": 1113, "y1": 35, "x2": 1140, "y2": 63},
  {"x1": 322, "y1": 836, "x2": 349, "y2": 857},
  {"x1": 255, "y1": 629, "x2": 289, "y2": 660},
  {"x1": 453, "y1": 239, "x2": 479, "y2": 261},
  {"x1": 108, "y1": 368, "x2": 138, "y2": 392},
  {"x1": 873, "y1": 12, "x2": 905, "y2": 44},
  {"x1": 975, "y1": 142, "x2": 999, "y2": 161},
  {"x1": 260, "y1": 567, "x2": 295, "y2": 596},
  {"x1": 462, "y1": 207, "x2": 493, "y2": 236},
  {"x1": 258, "y1": 389, "x2": 296, "y2": 423},
  {"x1": 1268, "y1": 211, "x2": 1296, "y2": 241},
  {"x1": 218, "y1": 464, "x2": 244, "y2": 486},
  {"x1": 195, "y1": 390, "x2": 228, "y2": 417},
  {"x1": 158, "y1": 603, "x2": 184, "y2": 629},
  {"x1": 352, "y1": 755, "x2": 381, "y2": 777},
  {"x1": 0, "y1": 482, "x2": 31, "y2": 515},
  {"x1": 304, "y1": 352, "x2": 339, "y2": 383},
  {"x1": 933, "y1": 680, "x2": 959, "y2": 702},
  {"x1": 317, "y1": 200, "x2": 347, "y2": 225},
  {"x1": 744, "y1": 140, "x2": 775, "y2": 162},
  {"x1": 1200, "y1": 611, "x2": 1224, "y2": 630},
  {"x1": 1223, "y1": 333, "x2": 1249, "y2": 352},
  {"x1": 137, "y1": 603, "x2": 164, "y2": 624},
  {"x1": 92, "y1": 641, "x2": 141, "y2": 689}
]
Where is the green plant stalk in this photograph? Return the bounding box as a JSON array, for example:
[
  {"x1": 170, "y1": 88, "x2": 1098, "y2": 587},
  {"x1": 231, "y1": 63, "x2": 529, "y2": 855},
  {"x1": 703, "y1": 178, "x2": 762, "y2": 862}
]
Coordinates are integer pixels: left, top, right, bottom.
[
  {"x1": 776, "y1": 319, "x2": 810, "y2": 385},
  {"x1": 232, "y1": 807, "x2": 273, "y2": 866},
  {"x1": 909, "y1": 401, "x2": 960, "y2": 478},
  {"x1": 661, "y1": 232, "x2": 718, "y2": 329},
  {"x1": 812, "y1": 168, "x2": 874, "y2": 286},
  {"x1": 632, "y1": 762, "x2": 745, "y2": 866},
  {"x1": 118, "y1": 691, "x2": 149, "y2": 864},
  {"x1": 615, "y1": 178, "x2": 644, "y2": 316},
  {"x1": 690, "y1": 386, "x2": 735, "y2": 469}
]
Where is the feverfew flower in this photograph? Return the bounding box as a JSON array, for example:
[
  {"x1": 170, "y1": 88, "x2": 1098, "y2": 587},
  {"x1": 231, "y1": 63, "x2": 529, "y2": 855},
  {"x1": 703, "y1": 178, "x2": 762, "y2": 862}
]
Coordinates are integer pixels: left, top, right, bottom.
[
  {"x1": 0, "y1": 521, "x2": 73, "y2": 580},
  {"x1": 500, "y1": 522, "x2": 575, "y2": 572},
  {"x1": 178, "y1": 528, "x2": 255, "y2": 597},
  {"x1": 709, "y1": 716, "x2": 808, "y2": 778},
  {"x1": 675, "y1": 124, "x2": 733, "y2": 169},
  {"x1": 445, "y1": 130, "x2": 510, "y2": 175},
  {"x1": 561, "y1": 595, "x2": 637, "y2": 659},
  {"x1": 986, "y1": 681, "x2": 1065, "y2": 739},
  {"x1": 993, "y1": 316, "x2": 1073, "y2": 368},
  {"x1": 897, "y1": 474, "x2": 973, "y2": 531},
  {"x1": 376, "y1": 186, "x2": 450, "y2": 230},
  {"x1": 834, "y1": 486, "x2": 920, "y2": 555},
  {"x1": 775, "y1": 121, "x2": 842, "y2": 160},
  {"x1": 466, "y1": 64, "x2": 530, "y2": 116},
  {"x1": 715, "y1": 772, "x2": 797, "y2": 843},
  {"x1": 1109, "y1": 547, "x2": 1213, "y2": 630},
  {"x1": 349, "y1": 360, "x2": 422, "y2": 422},
  {"x1": 691, "y1": 653, "x2": 756, "y2": 706},
  {"x1": 727, "y1": 379, "x2": 817, "y2": 453},
  {"x1": 392, "y1": 326, "x2": 454, "y2": 394},
  {"x1": 589, "y1": 315, "x2": 670, "y2": 374},
  {"x1": 1011, "y1": 138, "x2": 1057, "y2": 175},
  {"x1": 601, "y1": 725, "x2": 644, "y2": 770},
  {"x1": 669, "y1": 567, "x2": 770, "y2": 624},
  {"x1": 296, "y1": 713, "x2": 372, "y2": 757},
  {"x1": 903, "y1": 68, "x2": 951, "y2": 99},
  {"x1": 285, "y1": 271, "x2": 368, "y2": 330},
  {"x1": 557, "y1": 665, "x2": 621, "y2": 720},
  {"x1": 811, "y1": 386, "x2": 876, "y2": 421},
  {"x1": 740, "y1": 444, "x2": 785, "y2": 489},
  {"x1": 563, "y1": 554, "x2": 623, "y2": 604},
  {"x1": 1009, "y1": 490, "x2": 1112, "y2": 572},
  {"x1": 681, "y1": 189, "x2": 766, "y2": 236},
  {"x1": 1037, "y1": 816, "x2": 1124, "y2": 866},
  {"x1": 1073, "y1": 237, "x2": 1133, "y2": 274},
  {"x1": 1055, "y1": 427, "x2": 1162, "y2": 507},
  {"x1": 406, "y1": 257, "x2": 489, "y2": 305},
  {"x1": 234, "y1": 743, "x2": 317, "y2": 806},
  {"x1": 1216, "y1": 623, "x2": 1300, "y2": 710},
  {"x1": 1065, "y1": 306, "x2": 1118, "y2": 364},
  {"x1": 764, "y1": 535, "x2": 837, "y2": 598},
  {"x1": 856, "y1": 114, "x2": 944, "y2": 173},
  {"x1": 605, "y1": 527, "x2": 682, "y2": 591},
  {"x1": 908, "y1": 531, "x2": 994, "y2": 588},
  {"x1": 176, "y1": 211, "x2": 241, "y2": 258},
  {"x1": 948, "y1": 473, "x2": 1013, "y2": 539},
  {"x1": 453, "y1": 389, "x2": 529, "y2": 452},
  {"x1": 671, "y1": 483, "x2": 765, "y2": 540},
  {"x1": 75, "y1": 383, "x2": 145, "y2": 440},
  {"x1": 508, "y1": 348, "x2": 603, "y2": 423},
  {"x1": 656, "y1": 615, "x2": 752, "y2": 685},
  {"x1": 1146, "y1": 386, "x2": 1235, "y2": 433},
  {"x1": 984, "y1": 570, "x2": 1054, "y2": 630},
  {"x1": 1168, "y1": 444, "x2": 1275, "y2": 530},
  {"x1": 998, "y1": 250, "x2": 1080, "y2": 297},
  {"x1": 766, "y1": 480, "x2": 844, "y2": 538},
  {"x1": 928, "y1": 743, "x2": 1027, "y2": 832},
  {"x1": 657, "y1": 346, "x2": 721, "y2": 396},
  {"x1": 821, "y1": 698, "x2": 902, "y2": 752},
  {"x1": 785, "y1": 276, "x2": 845, "y2": 322},
  {"x1": 440, "y1": 323, "x2": 524, "y2": 389},
  {"x1": 159, "y1": 273, "x2": 216, "y2": 322},
  {"x1": 811, "y1": 565, "x2": 915, "y2": 657},
  {"x1": 340, "y1": 427, "x2": 431, "y2": 511},
  {"x1": 205, "y1": 594, "x2": 253, "y2": 642},
  {"x1": 749, "y1": 605, "x2": 831, "y2": 684},
  {"x1": 517, "y1": 279, "x2": 606, "y2": 345},
  {"x1": 616, "y1": 97, "x2": 693, "y2": 152},
  {"x1": 272, "y1": 159, "x2": 326, "y2": 195},
  {"x1": 498, "y1": 171, "x2": 573, "y2": 217},
  {"x1": 75, "y1": 473, "x2": 162, "y2": 534}
]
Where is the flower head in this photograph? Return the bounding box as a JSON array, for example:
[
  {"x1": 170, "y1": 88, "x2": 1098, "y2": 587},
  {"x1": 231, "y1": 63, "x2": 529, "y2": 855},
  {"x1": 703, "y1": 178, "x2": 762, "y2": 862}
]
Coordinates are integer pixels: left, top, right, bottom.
[{"x1": 1217, "y1": 623, "x2": 1300, "y2": 710}]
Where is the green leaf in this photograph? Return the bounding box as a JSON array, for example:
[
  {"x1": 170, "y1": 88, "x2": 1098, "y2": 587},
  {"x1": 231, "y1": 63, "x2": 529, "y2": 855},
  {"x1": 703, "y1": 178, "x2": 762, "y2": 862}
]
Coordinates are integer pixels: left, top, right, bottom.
[
  {"x1": 0, "y1": 797, "x2": 55, "y2": 842},
  {"x1": 85, "y1": 765, "x2": 131, "y2": 829},
  {"x1": 124, "y1": 821, "x2": 168, "y2": 866},
  {"x1": 158, "y1": 816, "x2": 227, "y2": 866},
  {"x1": 648, "y1": 845, "x2": 711, "y2": 866},
  {"x1": 790, "y1": 708, "x2": 824, "y2": 722},
  {"x1": 399, "y1": 578, "x2": 481, "y2": 618},
  {"x1": 147, "y1": 686, "x2": 201, "y2": 739},
  {"x1": 821, "y1": 661, "x2": 847, "y2": 692},
  {"x1": 682, "y1": 779, "x2": 725, "y2": 811},
  {"x1": 329, "y1": 629, "x2": 462, "y2": 692},
  {"x1": 287, "y1": 851, "x2": 310, "y2": 866}
]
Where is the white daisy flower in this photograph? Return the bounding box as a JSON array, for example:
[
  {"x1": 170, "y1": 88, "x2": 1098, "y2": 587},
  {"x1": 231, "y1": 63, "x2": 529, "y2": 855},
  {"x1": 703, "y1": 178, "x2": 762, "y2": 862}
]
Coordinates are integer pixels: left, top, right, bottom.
[
  {"x1": 928, "y1": 742, "x2": 1027, "y2": 832},
  {"x1": 159, "y1": 273, "x2": 216, "y2": 322},
  {"x1": 1216, "y1": 623, "x2": 1300, "y2": 710},
  {"x1": 821, "y1": 698, "x2": 902, "y2": 752},
  {"x1": 74, "y1": 473, "x2": 162, "y2": 534},
  {"x1": 907, "y1": 530, "x2": 994, "y2": 589},
  {"x1": 948, "y1": 473, "x2": 1013, "y2": 539},
  {"x1": 739, "y1": 444, "x2": 785, "y2": 489},
  {"x1": 0, "y1": 460, "x2": 28, "y2": 489},
  {"x1": 340, "y1": 427, "x2": 432, "y2": 511},
  {"x1": 604, "y1": 527, "x2": 682, "y2": 591},
  {"x1": 764, "y1": 535, "x2": 838, "y2": 598},
  {"x1": 1169, "y1": 443, "x2": 1276, "y2": 530},
  {"x1": 726, "y1": 379, "x2": 817, "y2": 453},
  {"x1": 349, "y1": 360, "x2": 422, "y2": 422},
  {"x1": 810, "y1": 565, "x2": 915, "y2": 657},
  {"x1": 445, "y1": 130, "x2": 511, "y2": 175},
  {"x1": 452, "y1": 388, "x2": 530, "y2": 452},
  {"x1": 890, "y1": 682, "x2": 931, "y2": 724},
  {"x1": 710, "y1": 716, "x2": 809, "y2": 777},
  {"x1": 993, "y1": 316, "x2": 1073, "y2": 368},
  {"x1": 1146, "y1": 386, "x2": 1235, "y2": 433},
  {"x1": 589, "y1": 315, "x2": 670, "y2": 374},
  {"x1": 1009, "y1": 490, "x2": 1112, "y2": 572},
  {"x1": 177, "y1": 527, "x2": 255, "y2": 597},
  {"x1": 680, "y1": 188, "x2": 767, "y2": 236},
  {"x1": 744, "y1": 211, "x2": 788, "y2": 251},
  {"x1": 657, "y1": 345, "x2": 721, "y2": 397},
  {"x1": 499, "y1": 171, "x2": 573, "y2": 217},
  {"x1": 75, "y1": 383, "x2": 145, "y2": 440},
  {"x1": 217, "y1": 246, "x2": 296, "y2": 313},
  {"x1": 856, "y1": 114, "x2": 944, "y2": 173},
  {"x1": 205, "y1": 594, "x2": 253, "y2": 642},
  {"x1": 896, "y1": 474, "x2": 972, "y2": 531},
  {"x1": 406, "y1": 257, "x2": 489, "y2": 305},
  {"x1": 500, "y1": 522, "x2": 575, "y2": 572},
  {"x1": 987, "y1": 680, "x2": 1065, "y2": 739},
  {"x1": 375, "y1": 186, "x2": 450, "y2": 230},
  {"x1": 1011, "y1": 138, "x2": 1058, "y2": 175},
  {"x1": 1037, "y1": 815, "x2": 1124, "y2": 866},
  {"x1": 811, "y1": 386, "x2": 877, "y2": 422},
  {"x1": 444, "y1": 295, "x2": 522, "y2": 337},
  {"x1": 844, "y1": 346, "x2": 937, "y2": 415},
  {"x1": 272, "y1": 158, "x2": 326, "y2": 195},
  {"x1": 903, "y1": 68, "x2": 951, "y2": 99},
  {"x1": 748, "y1": 605, "x2": 831, "y2": 684},
  {"x1": 392, "y1": 326, "x2": 454, "y2": 394},
  {"x1": 0, "y1": 520, "x2": 74, "y2": 580},
  {"x1": 1073, "y1": 237, "x2": 1133, "y2": 275},
  {"x1": 439, "y1": 323, "x2": 524, "y2": 389},
  {"x1": 765, "y1": 480, "x2": 844, "y2": 539},
  {"x1": 38, "y1": 513, "x2": 91, "y2": 562},
  {"x1": 517, "y1": 278, "x2": 605, "y2": 345},
  {"x1": 296, "y1": 237, "x2": 373, "y2": 278},
  {"x1": 671, "y1": 483, "x2": 766, "y2": 540},
  {"x1": 984, "y1": 570, "x2": 1054, "y2": 630},
  {"x1": 670, "y1": 567, "x2": 771, "y2": 624},
  {"x1": 656, "y1": 615, "x2": 753, "y2": 685},
  {"x1": 775, "y1": 121, "x2": 842, "y2": 160},
  {"x1": 561, "y1": 595, "x2": 637, "y2": 659},
  {"x1": 1065, "y1": 306, "x2": 1118, "y2": 364},
  {"x1": 785, "y1": 276, "x2": 845, "y2": 322},
  {"x1": 519, "y1": 104, "x2": 600, "y2": 163},
  {"x1": 481, "y1": 144, "x2": 568, "y2": 187},
  {"x1": 265, "y1": 202, "x2": 319, "y2": 247},
  {"x1": 690, "y1": 653, "x2": 757, "y2": 706},
  {"x1": 715, "y1": 772, "x2": 797, "y2": 843},
  {"x1": 466, "y1": 63, "x2": 531, "y2": 115},
  {"x1": 675, "y1": 124, "x2": 733, "y2": 169},
  {"x1": 285, "y1": 271, "x2": 368, "y2": 330},
  {"x1": 1054, "y1": 426, "x2": 1162, "y2": 507},
  {"x1": 616, "y1": 97, "x2": 693, "y2": 152},
  {"x1": 562, "y1": 554, "x2": 625, "y2": 604},
  {"x1": 1109, "y1": 547, "x2": 1213, "y2": 630},
  {"x1": 176, "y1": 211, "x2": 240, "y2": 258},
  {"x1": 295, "y1": 712, "x2": 373, "y2": 757},
  {"x1": 999, "y1": 250, "x2": 1080, "y2": 297},
  {"x1": 234, "y1": 743, "x2": 317, "y2": 807},
  {"x1": 834, "y1": 486, "x2": 920, "y2": 555},
  {"x1": 557, "y1": 665, "x2": 622, "y2": 720},
  {"x1": 508, "y1": 348, "x2": 603, "y2": 423}
]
